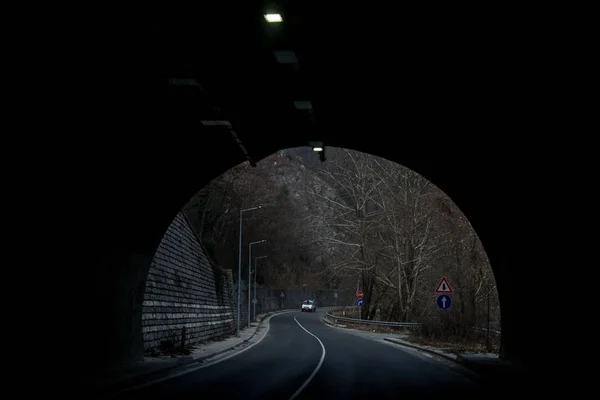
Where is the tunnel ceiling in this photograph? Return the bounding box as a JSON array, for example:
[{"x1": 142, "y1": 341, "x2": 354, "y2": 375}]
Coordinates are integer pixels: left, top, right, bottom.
[
  {"x1": 89, "y1": 1, "x2": 541, "y2": 253},
  {"x1": 110, "y1": 1, "x2": 534, "y2": 164},
  {"x1": 54, "y1": 1, "x2": 569, "y2": 383},
  {"x1": 79, "y1": 1, "x2": 550, "y2": 301}
]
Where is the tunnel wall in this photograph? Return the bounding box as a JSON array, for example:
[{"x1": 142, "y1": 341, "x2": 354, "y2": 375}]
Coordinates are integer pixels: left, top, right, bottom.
[{"x1": 141, "y1": 212, "x2": 240, "y2": 349}]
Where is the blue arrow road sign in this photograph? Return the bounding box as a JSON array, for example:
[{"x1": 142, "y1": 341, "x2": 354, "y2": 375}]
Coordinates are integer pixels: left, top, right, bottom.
[
  {"x1": 357, "y1": 298, "x2": 364, "y2": 306},
  {"x1": 436, "y1": 294, "x2": 452, "y2": 310}
]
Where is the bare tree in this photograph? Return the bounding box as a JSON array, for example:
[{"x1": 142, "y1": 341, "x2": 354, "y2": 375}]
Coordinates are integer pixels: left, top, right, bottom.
[
  {"x1": 366, "y1": 160, "x2": 450, "y2": 321},
  {"x1": 182, "y1": 147, "x2": 500, "y2": 339},
  {"x1": 303, "y1": 148, "x2": 498, "y2": 328},
  {"x1": 303, "y1": 149, "x2": 391, "y2": 318}
]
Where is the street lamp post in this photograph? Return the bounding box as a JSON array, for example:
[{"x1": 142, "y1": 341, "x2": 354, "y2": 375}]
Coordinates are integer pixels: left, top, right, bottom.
[
  {"x1": 248, "y1": 240, "x2": 266, "y2": 327},
  {"x1": 253, "y1": 256, "x2": 267, "y2": 321},
  {"x1": 237, "y1": 206, "x2": 262, "y2": 337}
]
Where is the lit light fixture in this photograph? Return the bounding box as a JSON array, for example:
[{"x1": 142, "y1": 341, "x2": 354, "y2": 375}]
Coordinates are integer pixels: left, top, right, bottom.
[
  {"x1": 201, "y1": 120, "x2": 232, "y2": 127},
  {"x1": 308, "y1": 141, "x2": 327, "y2": 162},
  {"x1": 309, "y1": 141, "x2": 324, "y2": 152},
  {"x1": 264, "y1": 13, "x2": 282, "y2": 23}
]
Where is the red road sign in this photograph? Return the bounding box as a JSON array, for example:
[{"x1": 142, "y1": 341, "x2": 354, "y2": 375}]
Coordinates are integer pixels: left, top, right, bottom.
[
  {"x1": 435, "y1": 277, "x2": 453, "y2": 294},
  {"x1": 357, "y1": 290, "x2": 364, "y2": 299}
]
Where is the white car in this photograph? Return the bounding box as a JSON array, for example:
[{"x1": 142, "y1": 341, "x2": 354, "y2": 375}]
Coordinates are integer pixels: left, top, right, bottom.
[{"x1": 301, "y1": 300, "x2": 317, "y2": 312}]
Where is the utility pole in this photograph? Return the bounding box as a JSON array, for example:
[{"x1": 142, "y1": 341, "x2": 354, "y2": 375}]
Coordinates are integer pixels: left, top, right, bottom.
[
  {"x1": 248, "y1": 240, "x2": 266, "y2": 328},
  {"x1": 236, "y1": 206, "x2": 262, "y2": 337},
  {"x1": 253, "y1": 256, "x2": 267, "y2": 321}
]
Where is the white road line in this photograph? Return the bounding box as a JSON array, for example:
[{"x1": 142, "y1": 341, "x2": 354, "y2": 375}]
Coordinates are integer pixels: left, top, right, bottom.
[
  {"x1": 289, "y1": 315, "x2": 326, "y2": 400},
  {"x1": 111, "y1": 311, "x2": 295, "y2": 397}
]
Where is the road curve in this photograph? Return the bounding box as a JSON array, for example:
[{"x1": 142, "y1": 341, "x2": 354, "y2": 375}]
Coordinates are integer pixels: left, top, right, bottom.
[{"x1": 117, "y1": 310, "x2": 483, "y2": 399}]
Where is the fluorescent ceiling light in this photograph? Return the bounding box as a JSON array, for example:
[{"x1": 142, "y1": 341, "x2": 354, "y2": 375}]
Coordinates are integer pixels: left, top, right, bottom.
[
  {"x1": 201, "y1": 120, "x2": 232, "y2": 127},
  {"x1": 264, "y1": 13, "x2": 282, "y2": 23}
]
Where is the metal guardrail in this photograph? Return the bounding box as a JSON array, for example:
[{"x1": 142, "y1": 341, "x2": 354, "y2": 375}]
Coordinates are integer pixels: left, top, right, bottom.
[
  {"x1": 325, "y1": 308, "x2": 501, "y2": 334},
  {"x1": 325, "y1": 309, "x2": 420, "y2": 327},
  {"x1": 470, "y1": 326, "x2": 502, "y2": 335}
]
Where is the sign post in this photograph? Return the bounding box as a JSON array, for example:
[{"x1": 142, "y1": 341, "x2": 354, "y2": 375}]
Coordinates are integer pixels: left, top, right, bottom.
[
  {"x1": 436, "y1": 294, "x2": 452, "y2": 310},
  {"x1": 435, "y1": 277, "x2": 453, "y2": 310},
  {"x1": 435, "y1": 277, "x2": 452, "y2": 294},
  {"x1": 356, "y1": 290, "x2": 364, "y2": 319}
]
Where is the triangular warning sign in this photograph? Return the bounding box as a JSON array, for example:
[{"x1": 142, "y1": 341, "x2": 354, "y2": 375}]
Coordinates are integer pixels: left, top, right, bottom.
[{"x1": 435, "y1": 277, "x2": 453, "y2": 293}]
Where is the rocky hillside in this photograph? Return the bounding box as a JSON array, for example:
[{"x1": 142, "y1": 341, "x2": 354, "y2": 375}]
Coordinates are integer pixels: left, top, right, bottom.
[{"x1": 183, "y1": 148, "x2": 339, "y2": 291}]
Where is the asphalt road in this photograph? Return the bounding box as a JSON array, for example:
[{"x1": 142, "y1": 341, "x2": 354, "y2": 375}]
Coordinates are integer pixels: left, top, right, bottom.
[{"x1": 118, "y1": 310, "x2": 484, "y2": 399}]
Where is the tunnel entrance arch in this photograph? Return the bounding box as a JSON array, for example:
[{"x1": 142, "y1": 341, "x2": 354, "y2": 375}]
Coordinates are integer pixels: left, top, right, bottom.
[
  {"x1": 81, "y1": 131, "x2": 532, "y2": 382},
  {"x1": 130, "y1": 147, "x2": 500, "y2": 366}
]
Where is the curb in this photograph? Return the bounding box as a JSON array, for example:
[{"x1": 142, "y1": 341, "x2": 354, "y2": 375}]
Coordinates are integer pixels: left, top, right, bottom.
[
  {"x1": 323, "y1": 318, "x2": 501, "y2": 385},
  {"x1": 189, "y1": 309, "x2": 293, "y2": 361},
  {"x1": 321, "y1": 316, "x2": 347, "y2": 328},
  {"x1": 321, "y1": 316, "x2": 457, "y2": 364},
  {"x1": 95, "y1": 309, "x2": 292, "y2": 396},
  {"x1": 383, "y1": 338, "x2": 525, "y2": 389},
  {"x1": 382, "y1": 338, "x2": 489, "y2": 384},
  {"x1": 322, "y1": 316, "x2": 484, "y2": 382},
  {"x1": 322, "y1": 317, "x2": 458, "y2": 364},
  {"x1": 382, "y1": 338, "x2": 458, "y2": 363}
]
